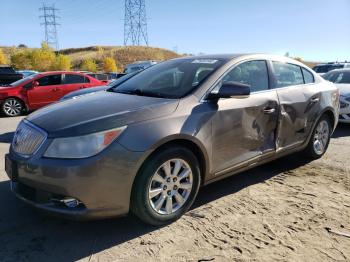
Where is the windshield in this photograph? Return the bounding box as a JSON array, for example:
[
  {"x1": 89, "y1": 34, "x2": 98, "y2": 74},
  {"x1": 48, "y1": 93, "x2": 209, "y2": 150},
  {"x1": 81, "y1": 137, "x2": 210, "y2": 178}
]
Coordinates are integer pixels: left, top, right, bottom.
[
  {"x1": 10, "y1": 74, "x2": 38, "y2": 86},
  {"x1": 324, "y1": 71, "x2": 350, "y2": 84},
  {"x1": 114, "y1": 58, "x2": 225, "y2": 99}
]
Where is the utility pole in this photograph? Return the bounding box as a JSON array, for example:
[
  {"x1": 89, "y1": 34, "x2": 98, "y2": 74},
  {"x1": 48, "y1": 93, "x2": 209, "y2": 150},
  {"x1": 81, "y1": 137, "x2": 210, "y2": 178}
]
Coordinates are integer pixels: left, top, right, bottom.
[
  {"x1": 124, "y1": 0, "x2": 148, "y2": 46},
  {"x1": 39, "y1": 3, "x2": 60, "y2": 50}
]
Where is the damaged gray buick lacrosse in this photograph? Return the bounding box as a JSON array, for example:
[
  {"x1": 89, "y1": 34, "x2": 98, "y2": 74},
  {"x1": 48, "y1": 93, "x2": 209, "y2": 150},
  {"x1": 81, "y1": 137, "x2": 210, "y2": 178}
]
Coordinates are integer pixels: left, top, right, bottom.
[{"x1": 5, "y1": 54, "x2": 339, "y2": 225}]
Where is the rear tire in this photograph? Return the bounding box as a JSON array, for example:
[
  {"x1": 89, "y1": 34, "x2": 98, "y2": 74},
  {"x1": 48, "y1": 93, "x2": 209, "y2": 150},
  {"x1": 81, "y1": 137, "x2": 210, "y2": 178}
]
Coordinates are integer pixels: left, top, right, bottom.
[
  {"x1": 2, "y1": 98, "x2": 23, "y2": 117},
  {"x1": 131, "y1": 146, "x2": 201, "y2": 226},
  {"x1": 303, "y1": 115, "x2": 332, "y2": 159}
]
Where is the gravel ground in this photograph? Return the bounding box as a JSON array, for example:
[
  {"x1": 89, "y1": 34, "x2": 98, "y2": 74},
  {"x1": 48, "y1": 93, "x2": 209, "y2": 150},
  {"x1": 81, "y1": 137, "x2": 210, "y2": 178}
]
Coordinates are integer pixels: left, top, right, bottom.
[{"x1": 0, "y1": 116, "x2": 349, "y2": 262}]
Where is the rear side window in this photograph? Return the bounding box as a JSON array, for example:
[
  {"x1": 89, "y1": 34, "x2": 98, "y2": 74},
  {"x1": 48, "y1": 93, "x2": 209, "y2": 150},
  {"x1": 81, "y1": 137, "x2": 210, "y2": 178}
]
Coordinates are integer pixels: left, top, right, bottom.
[
  {"x1": 223, "y1": 60, "x2": 269, "y2": 92},
  {"x1": 37, "y1": 74, "x2": 62, "y2": 86},
  {"x1": 302, "y1": 68, "x2": 314, "y2": 84},
  {"x1": 64, "y1": 74, "x2": 86, "y2": 84},
  {"x1": 272, "y1": 62, "x2": 304, "y2": 88}
]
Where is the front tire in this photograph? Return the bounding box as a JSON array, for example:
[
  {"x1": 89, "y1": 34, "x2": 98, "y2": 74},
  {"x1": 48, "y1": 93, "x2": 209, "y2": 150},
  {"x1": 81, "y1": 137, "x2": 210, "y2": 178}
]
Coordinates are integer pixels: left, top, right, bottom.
[
  {"x1": 303, "y1": 115, "x2": 332, "y2": 159},
  {"x1": 2, "y1": 98, "x2": 23, "y2": 117},
  {"x1": 131, "y1": 146, "x2": 201, "y2": 226}
]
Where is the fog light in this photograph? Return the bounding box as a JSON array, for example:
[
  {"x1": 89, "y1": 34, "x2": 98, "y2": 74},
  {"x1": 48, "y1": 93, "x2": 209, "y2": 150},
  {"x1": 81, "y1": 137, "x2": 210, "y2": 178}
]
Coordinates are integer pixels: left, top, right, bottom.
[
  {"x1": 61, "y1": 198, "x2": 80, "y2": 208},
  {"x1": 52, "y1": 197, "x2": 81, "y2": 208}
]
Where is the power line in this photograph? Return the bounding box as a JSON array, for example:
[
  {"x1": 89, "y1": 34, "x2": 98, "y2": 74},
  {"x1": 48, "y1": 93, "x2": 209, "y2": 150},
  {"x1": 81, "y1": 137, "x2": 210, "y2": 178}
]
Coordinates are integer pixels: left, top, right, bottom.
[
  {"x1": 124, "y1": 0, "x2": 148, "y2": 46},
  {"x1": 39, "y1": 3, "x2": 60, "y2": 50}
]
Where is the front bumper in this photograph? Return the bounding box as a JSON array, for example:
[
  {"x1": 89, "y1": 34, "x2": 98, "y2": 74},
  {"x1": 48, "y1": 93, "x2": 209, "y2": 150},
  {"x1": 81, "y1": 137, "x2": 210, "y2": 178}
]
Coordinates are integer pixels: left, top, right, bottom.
[
  {"x1": 5, "y1": 141, "x2": 146, "y2": 220},
  {"x1": 339, "y1": 96, "x2": 350, "y2": 123}
]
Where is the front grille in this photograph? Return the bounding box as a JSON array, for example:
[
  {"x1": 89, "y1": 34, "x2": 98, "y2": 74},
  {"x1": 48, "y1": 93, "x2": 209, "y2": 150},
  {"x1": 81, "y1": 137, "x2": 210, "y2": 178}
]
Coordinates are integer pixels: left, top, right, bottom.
[{"x1": 12, "y1": 121, "x2": 47, "y2": 156}]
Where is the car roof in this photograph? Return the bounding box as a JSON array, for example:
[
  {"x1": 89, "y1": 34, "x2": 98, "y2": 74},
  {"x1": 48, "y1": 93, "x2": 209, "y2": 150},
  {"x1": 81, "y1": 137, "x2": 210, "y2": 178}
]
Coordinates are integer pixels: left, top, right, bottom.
[
  {"x1": 36, "y1": 71, "x2": 89, "y2": 76},
  {"x1": 174, "y1": 53, "x2": 308, "y2": 66}
]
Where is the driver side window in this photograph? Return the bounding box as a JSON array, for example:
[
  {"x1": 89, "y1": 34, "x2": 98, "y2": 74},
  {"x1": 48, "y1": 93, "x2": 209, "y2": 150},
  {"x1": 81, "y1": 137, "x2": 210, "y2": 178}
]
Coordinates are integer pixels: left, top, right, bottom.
[
  {"x1": 37, "y1": 74, "x2": 62, "y2": 86},
  {"x1": 222, "y1": 60, "x2": 269, "y2": 92}
]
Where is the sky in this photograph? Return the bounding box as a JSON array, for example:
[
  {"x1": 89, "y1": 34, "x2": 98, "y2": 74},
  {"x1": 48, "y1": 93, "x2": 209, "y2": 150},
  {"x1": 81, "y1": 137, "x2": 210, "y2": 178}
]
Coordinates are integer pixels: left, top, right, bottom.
[{"x1": 0, "y1": 0, "x2": 349, "y2": 61}]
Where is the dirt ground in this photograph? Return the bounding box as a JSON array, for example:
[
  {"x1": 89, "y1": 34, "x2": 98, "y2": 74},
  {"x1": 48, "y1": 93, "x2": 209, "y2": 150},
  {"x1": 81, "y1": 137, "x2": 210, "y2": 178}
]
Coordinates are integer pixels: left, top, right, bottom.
[{"x1": 0, "y1": 116, "x2": 349, "y2": 262}]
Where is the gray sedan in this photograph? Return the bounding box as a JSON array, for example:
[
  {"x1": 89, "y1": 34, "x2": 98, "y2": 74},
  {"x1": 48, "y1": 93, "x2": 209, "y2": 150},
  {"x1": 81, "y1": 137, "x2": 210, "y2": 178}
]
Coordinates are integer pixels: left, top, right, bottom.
[{"x1": 5, "y1": 54, "x2": 339, "y2": 225}]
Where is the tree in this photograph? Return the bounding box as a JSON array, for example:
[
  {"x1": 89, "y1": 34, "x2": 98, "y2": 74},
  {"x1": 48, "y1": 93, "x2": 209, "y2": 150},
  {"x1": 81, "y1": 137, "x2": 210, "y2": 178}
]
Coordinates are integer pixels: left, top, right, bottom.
[
  {"x1": 54, "y1": 54, "x2": 71, "y2": 70},
  {"x1": 10, "y1": 50, "x2": 32, "y2": 69},
  {"x1": 80, "y1": 58, "x2": 97, "y2": 72},
  {"x1": 0, "y1": 48, "x2": 8, "y2": 65},
  {"x1": 103, "y1": 57, "x2": 117, "y2": 72},
  {"x1": 30, "y1": 43, "x2": 56, "y2": 71}
]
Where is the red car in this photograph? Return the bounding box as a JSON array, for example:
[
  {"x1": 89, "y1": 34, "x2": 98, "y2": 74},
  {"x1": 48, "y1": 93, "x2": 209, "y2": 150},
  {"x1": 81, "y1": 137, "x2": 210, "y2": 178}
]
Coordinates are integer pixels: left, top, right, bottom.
[{"x1": 0, "y1": 71, "x2": 104, "y2": 117}]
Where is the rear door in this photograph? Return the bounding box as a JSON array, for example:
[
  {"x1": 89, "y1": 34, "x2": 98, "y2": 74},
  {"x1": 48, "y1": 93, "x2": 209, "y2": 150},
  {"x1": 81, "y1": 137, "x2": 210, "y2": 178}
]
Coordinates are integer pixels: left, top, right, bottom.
[
  {"x1": 211, "y1": 60, "x2": 279, "y2": 174},
  {"x1": 270, "y1": 61, "x2": 320, "y2": 150},
  {"x1": 62, "y1": 74, "x2": 90, "y2": 96},
  {"x1": 27, "y1": 74, "x2": 63, "y2": 109}
]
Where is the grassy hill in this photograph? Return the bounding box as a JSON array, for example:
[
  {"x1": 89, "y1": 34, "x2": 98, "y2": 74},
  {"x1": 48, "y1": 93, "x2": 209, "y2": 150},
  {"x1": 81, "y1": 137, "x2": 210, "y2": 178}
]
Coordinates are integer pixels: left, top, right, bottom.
[
  {"x1": 0, "y1": 45, "x2": 180, "y2": 71},
  {"x1": 1, "y1": 45, "x2": 319, "y2": 71}
]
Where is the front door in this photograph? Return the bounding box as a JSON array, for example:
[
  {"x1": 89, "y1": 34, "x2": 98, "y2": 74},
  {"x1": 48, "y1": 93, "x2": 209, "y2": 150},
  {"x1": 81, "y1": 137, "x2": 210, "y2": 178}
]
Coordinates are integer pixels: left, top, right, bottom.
[
  {"x1": 27, "y1": 74, "x2": 63, "y2": 109},
  {"x1": 211, "y1": 60, "x2": 279, "y2": 174}
]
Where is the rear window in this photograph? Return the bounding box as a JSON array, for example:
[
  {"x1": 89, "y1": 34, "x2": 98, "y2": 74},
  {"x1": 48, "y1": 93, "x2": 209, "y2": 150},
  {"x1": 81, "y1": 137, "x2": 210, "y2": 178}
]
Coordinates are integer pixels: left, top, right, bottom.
[
  {"x1": 313, "y1": 64, "x2": 344, "y2": 73},
  {"x1": 64, "y1": 74, "x2": 87, "y2": 84},
  {"x1": 272, "y1": 62, "x2": 304, "y2": 88}
]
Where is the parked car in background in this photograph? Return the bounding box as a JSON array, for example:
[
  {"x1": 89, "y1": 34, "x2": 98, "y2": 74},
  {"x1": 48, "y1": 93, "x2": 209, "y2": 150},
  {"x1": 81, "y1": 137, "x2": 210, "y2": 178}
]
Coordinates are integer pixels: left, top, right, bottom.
[
  {"x1": 86, "y1": 73, "x2": 111, "y2": 83},
  {"x1": 0, "y1": 66, "x2": 23, "y2": 85},
  {"x1": 323, "y1": 68, "x2": 350, "y2": 123},
  {"x1": 60, "y1": 71, "x2": 140, "y2": 101},
  {"x1": 0, "y1": 71, "x2": 104, "y2": 116},
  {"x1": 313, "y1": 62, "x2": 350, "y2": 76},
  {"x1": 5, "y1": 54, "x2": 339, "y2": 225},
  {"x1": 16, "y1": 70, "x2": 38, "y2": 78},
  {"x1": 124, "y1": 60, "x2": 157, "y2": 74},
  {"x1": 105, "y1": 72, "x2": 126, "y2": 80}
]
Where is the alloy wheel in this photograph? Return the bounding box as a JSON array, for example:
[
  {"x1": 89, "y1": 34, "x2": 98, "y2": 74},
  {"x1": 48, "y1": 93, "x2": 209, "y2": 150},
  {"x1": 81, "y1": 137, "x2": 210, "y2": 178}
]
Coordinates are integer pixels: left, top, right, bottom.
[
  {"x1": 148, "y1": 158, "x2": 193, "y2": 215},
  {"x1": 313, "y1": 120, "x2": 330, "y2": 155},
  {"x1": 3, "y1": 99, "x2": 22, "y2": 116}
]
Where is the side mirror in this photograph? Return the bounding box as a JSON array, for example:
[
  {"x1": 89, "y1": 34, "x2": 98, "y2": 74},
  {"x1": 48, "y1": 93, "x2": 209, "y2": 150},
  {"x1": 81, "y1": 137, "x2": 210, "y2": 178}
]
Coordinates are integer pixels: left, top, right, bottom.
[
  {"x1": 32, "y1": 81, "x2": 39, "y2": 88},
  {"x1": 207, "y1": 81, "x2": 250, "y2": 100}
]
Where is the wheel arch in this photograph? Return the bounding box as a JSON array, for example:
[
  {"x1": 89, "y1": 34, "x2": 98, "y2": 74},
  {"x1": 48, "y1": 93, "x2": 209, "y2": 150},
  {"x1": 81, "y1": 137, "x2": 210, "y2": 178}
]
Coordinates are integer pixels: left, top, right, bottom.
[
  {"x1": 1, "y1": 96, "x2": 27, "y2": 114},
  {"x1": 133, "y1": 135, "x2": 210, "y2": 191}
]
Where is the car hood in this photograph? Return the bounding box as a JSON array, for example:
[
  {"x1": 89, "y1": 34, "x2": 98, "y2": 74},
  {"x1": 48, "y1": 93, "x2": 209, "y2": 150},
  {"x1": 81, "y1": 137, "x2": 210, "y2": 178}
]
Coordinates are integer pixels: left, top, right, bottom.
[
  {"x1": 0, "y1": 85, "x2": 16, "y2": 91},
  {"x1": 335, "y1": 83, "x2": 350, "y2": 95},
  {"x1": 27, "y1": 91, "x2": 179, "y2": 137}
]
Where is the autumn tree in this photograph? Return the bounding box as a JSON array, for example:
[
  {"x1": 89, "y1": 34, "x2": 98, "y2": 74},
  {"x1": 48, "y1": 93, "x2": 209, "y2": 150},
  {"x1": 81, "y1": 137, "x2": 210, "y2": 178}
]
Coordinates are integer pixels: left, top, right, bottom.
[
  {"x1": 103, "y1": 57, "x2": 117, "y2": 72},
  {"x1": 80, "y1": 58, "x2": 97, "y2": 72},
  {"x1": 10, "y1": 50, "x2": 32, "y2": 69},
  {"x1": 54, "y1": 54, "x2": 71, "y2": 70},
  {"x1": 0, "y1": 48, "x2": 8, "y2": 65},
  {"x1": 30, "y1": 42, "x2": 56, "y2": 71}
]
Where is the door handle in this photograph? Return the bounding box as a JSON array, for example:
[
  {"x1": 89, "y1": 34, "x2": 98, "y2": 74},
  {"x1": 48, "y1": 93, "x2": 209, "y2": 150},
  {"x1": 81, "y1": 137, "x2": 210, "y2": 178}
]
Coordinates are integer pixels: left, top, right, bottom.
[
  {"x1": 52, "y1": 88, "x2": 60, "y2": 92},
  {"x1": 311, "y1": 97, "x2": 320, "y2": 103},
  {"x1": 263, "y1": 108, "x2": 276, "y2": 114}
]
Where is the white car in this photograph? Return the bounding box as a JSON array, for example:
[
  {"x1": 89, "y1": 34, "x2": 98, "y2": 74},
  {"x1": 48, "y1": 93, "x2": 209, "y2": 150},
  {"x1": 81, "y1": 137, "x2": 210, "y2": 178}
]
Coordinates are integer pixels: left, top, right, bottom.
[{"x1": 323, "y1": 69, "x2": 350, "y2": 123}]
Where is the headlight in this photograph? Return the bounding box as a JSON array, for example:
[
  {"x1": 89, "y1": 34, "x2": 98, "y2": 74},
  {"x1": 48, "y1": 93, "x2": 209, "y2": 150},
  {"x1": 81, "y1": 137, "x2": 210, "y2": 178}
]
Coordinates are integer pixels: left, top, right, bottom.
[{"x1": 44, "y1": 126, "x2": 126, "y2": 159}]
